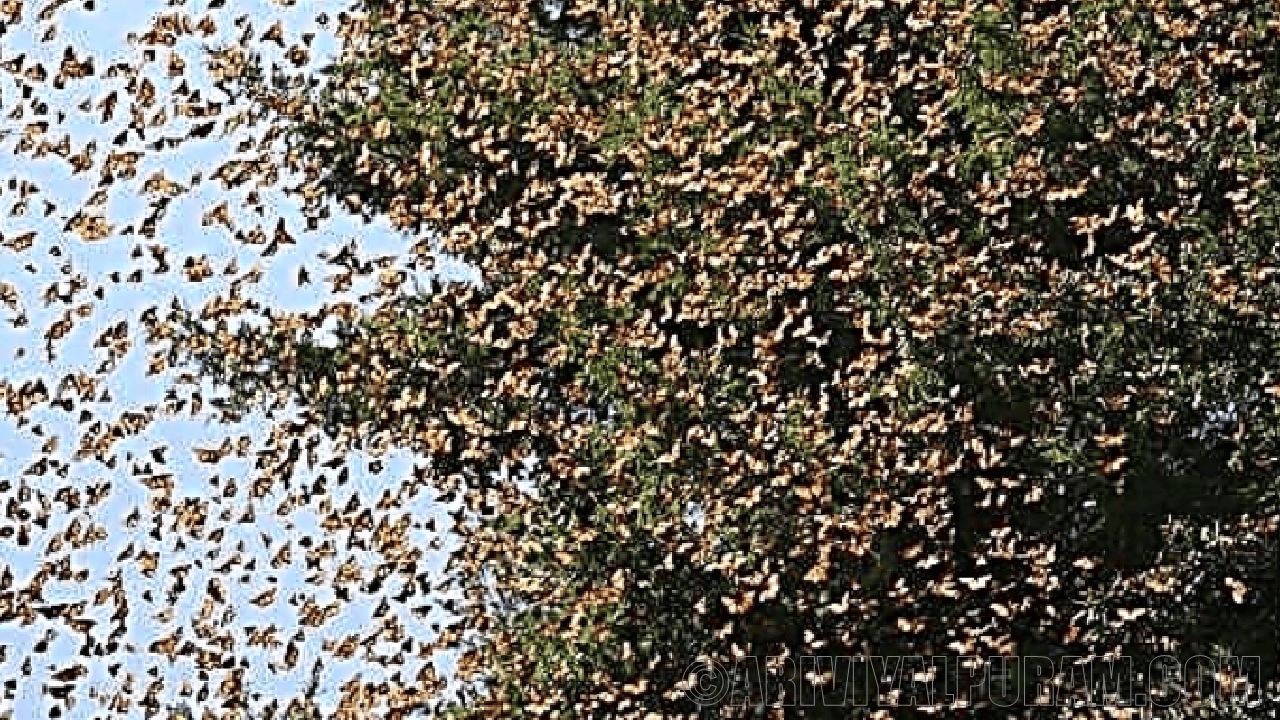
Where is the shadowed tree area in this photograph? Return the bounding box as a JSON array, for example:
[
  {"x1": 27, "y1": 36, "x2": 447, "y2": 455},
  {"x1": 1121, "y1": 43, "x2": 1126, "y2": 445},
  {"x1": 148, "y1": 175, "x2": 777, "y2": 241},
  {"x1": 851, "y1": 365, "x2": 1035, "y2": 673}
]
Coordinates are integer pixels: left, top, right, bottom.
[{"x1": 166, "y1": 0, "x2": 1280, "y2": 716}]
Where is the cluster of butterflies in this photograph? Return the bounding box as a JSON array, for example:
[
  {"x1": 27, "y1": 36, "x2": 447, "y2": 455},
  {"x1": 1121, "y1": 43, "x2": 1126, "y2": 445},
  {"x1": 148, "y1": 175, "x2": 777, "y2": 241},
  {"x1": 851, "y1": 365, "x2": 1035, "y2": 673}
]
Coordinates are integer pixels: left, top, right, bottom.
[
  {"x1": 141, "y1": 0, "x2": 1279, "y2": 717},
  {"x1": 5, "y1": 0, "x2": 1280, "y2": 718}
]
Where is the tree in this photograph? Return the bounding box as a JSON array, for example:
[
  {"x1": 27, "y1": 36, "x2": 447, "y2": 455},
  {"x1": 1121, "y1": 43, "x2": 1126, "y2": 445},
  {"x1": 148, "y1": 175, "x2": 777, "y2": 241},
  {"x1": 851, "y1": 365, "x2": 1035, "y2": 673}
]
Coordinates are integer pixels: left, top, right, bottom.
[{"x1": 166, "y1": 0, "x2": 1280, "y2": 716}]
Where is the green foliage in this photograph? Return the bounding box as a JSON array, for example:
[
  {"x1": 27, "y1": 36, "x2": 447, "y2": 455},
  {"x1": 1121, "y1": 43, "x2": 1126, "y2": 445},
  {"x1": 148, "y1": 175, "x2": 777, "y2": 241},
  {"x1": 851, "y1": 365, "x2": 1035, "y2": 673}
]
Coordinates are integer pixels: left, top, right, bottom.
[{"x1": 168, "y1": 0, "x2": 1280, "y2": 717}]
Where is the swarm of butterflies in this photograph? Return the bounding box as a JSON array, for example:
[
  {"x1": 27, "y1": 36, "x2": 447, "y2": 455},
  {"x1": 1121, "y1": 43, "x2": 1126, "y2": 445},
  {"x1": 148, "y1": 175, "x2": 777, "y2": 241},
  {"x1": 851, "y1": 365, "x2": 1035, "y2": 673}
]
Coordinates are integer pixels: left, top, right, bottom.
[
  {"x1": 4, "y1": 0, "x2": 1280, "y2": 718},
  {"x1": 0, "y1": 0, "x2": 455, "y2": 719}
]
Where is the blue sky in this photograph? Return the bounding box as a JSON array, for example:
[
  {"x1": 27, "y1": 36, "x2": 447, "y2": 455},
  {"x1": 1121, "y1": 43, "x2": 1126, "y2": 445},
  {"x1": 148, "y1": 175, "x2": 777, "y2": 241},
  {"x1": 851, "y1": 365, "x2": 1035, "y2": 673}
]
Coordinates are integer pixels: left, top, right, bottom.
[{"x1": 0, "y1": 1, "x2": 477, "y2": 717}]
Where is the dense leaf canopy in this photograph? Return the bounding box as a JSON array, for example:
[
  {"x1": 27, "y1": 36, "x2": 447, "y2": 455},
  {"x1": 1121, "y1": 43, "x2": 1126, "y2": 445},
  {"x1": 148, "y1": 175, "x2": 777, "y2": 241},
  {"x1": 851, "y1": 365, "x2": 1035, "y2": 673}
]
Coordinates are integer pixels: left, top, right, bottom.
[{"x1": 168, "y1": 0, "x2": 1280, "y2": 717}]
